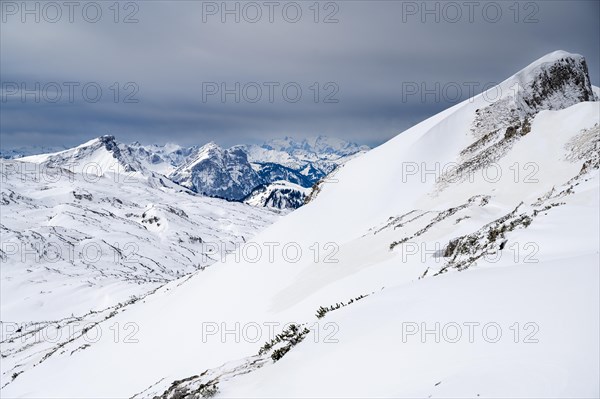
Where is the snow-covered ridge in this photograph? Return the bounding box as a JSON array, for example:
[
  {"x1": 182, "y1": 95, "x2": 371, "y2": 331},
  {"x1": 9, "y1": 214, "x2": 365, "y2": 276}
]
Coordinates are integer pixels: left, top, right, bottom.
[{"x1": 19, "y1": 135, "x2": 145, "y2": 177}]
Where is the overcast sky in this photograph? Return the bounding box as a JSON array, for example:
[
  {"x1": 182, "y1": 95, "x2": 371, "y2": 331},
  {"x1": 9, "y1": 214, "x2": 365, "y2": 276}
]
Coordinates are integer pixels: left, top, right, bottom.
[{"x1": 1, "y1": 0, "x2": 598, "y2": 149}]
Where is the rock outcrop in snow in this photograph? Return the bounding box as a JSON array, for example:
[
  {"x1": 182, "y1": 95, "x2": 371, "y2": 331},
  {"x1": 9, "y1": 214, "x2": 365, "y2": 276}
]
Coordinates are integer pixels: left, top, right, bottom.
[
  {"x1": 243, "y1": 181, "x2": 310, "y2": 210},
  {"x1": 515, "y1": 50, "x2": 597, "y2": 114}
]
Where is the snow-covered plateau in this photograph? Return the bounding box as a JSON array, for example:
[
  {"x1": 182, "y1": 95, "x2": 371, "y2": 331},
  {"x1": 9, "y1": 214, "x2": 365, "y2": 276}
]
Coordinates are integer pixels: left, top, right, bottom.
[{"x1": 1, "y1": 50, "x2": 599, "y2": 398}]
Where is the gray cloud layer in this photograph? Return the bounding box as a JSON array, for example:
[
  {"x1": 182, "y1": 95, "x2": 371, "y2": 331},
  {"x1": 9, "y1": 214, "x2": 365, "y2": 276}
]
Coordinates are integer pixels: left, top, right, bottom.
[{"x1": 1, "y1": 0, "x2": 598, "y2": 149}]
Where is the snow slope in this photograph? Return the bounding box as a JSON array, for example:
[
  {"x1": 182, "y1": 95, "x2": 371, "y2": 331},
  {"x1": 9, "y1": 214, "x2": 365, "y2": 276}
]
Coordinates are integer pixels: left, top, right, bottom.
[{"x1": 1, "y1": 51, "x2": 598, "y2": 398}]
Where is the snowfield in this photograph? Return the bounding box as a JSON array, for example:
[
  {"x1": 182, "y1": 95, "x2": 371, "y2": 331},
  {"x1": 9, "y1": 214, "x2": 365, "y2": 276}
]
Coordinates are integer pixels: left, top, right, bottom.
[
  {"x1": 1, "y1": 51, "x2": 599, "y2": 398},
  {"x1": 0, "y1": 137, "x2": 279, "y2": 322}
]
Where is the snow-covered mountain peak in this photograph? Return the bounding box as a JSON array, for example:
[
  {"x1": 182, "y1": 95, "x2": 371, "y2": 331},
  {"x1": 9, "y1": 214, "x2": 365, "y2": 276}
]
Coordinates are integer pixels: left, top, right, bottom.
[
  {"x1": 184, "y1": 141, "x2": 223, "y2": 166},
  {"x1": 70, "y1": 135, "x2": 119, "y2": 153},
  {"x1": 501, "y1": 50, "x2": 596, "y2": 114},
  {"x1": 169, "y1": 142, "x2": 261, "y2": 201},
  {"x1": 19, "y1": 135, "x2": 145, "y2": 177}
]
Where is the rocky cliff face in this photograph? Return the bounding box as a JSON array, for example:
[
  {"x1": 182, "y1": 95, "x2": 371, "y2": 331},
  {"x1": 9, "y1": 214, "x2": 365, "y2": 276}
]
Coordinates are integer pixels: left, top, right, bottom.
[
  {"x1": 516, "y1": 51, "x2": 596, "y2": 114},
  {"x1": 169, "y1": 143, "x2": 263, "y2": 201}
]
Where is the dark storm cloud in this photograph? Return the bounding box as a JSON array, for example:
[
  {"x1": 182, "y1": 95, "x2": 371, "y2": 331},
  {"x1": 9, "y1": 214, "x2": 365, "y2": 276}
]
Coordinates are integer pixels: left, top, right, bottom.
[{"x1": 1, "y1": 0, "x2": 598, "y2": 149}]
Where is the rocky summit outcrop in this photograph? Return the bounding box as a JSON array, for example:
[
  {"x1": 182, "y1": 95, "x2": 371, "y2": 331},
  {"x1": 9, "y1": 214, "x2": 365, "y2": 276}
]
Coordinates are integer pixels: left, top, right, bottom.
[{"x1": 515, "y1": 51, "x2": 597, "y2": 114}]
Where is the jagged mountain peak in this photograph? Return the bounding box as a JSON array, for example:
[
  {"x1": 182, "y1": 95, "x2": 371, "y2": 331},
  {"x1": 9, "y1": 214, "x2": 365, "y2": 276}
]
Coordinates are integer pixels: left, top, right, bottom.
[
  {"x1": 97, "y1": 134, "x2": 117, "y2": 144},
  {"x1": 169, "y1": 142, "x2": 261, "y2": 201},
  {"x1": 190, "y1": 141, "x2": 224, "y2": 162},
  {"x1": 183, "y1": 142, "x2": 249, "y2": 169}
]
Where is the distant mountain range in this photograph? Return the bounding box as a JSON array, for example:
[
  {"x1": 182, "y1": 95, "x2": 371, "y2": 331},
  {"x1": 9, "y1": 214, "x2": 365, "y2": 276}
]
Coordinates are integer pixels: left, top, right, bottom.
[
  {"x1": 168, "y1": 137, "x2": 368, "y2": 205},
  {"x1": 4, "y1": 136, "x2": 369, "y2": 209}
]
